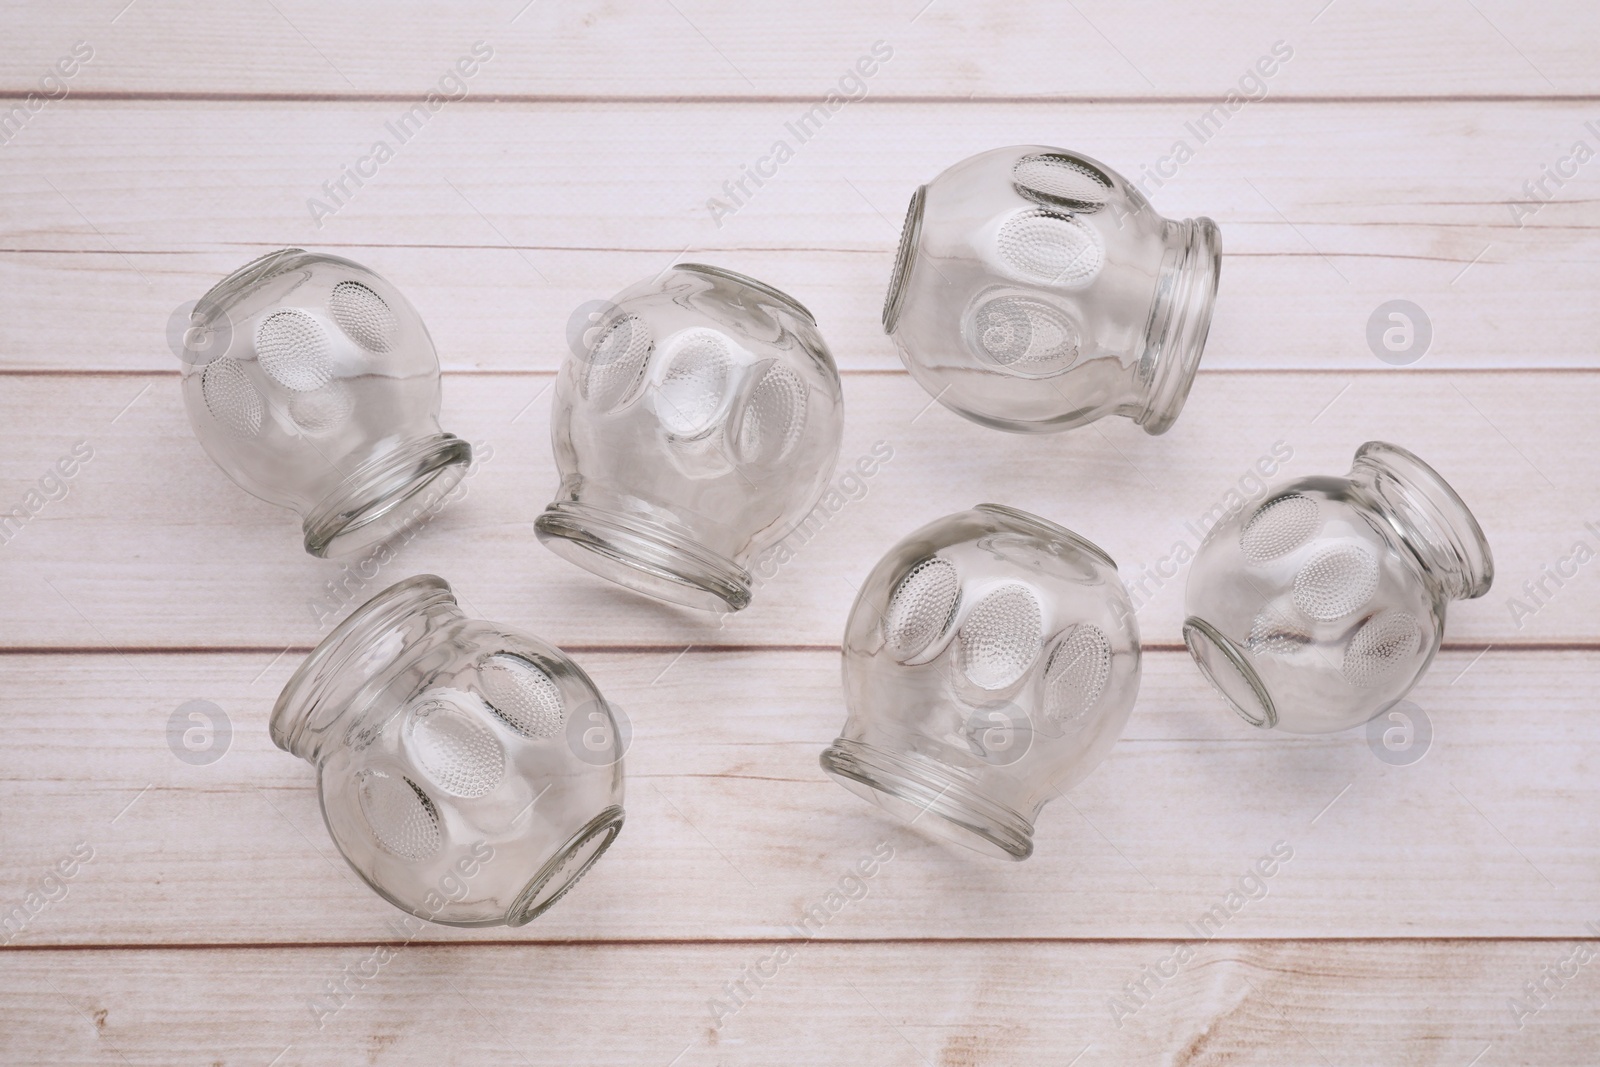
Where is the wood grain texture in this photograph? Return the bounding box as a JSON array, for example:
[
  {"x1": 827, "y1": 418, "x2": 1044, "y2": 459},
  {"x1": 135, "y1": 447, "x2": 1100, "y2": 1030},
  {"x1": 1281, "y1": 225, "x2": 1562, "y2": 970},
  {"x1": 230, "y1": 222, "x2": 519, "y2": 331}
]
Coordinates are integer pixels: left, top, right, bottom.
[
  {"x1": 3, "y1": 3, "x2": 1599, "y2": 1063},
  {"x1": 0, "y1": 102, "x2": 1597, "y2": 373},
  {"x1": 1, "y1": 0, "x2": 1596, "y2": 98},
  {"x1": 0, "y1": 371, "x2": 1591, "y2": 650},
  {"x1": 0, "y1": 649, "x2": 1594, "y2": 946},
  {"x1": 3, "y1": 940, "x2": 1596, "y2": 1066}
]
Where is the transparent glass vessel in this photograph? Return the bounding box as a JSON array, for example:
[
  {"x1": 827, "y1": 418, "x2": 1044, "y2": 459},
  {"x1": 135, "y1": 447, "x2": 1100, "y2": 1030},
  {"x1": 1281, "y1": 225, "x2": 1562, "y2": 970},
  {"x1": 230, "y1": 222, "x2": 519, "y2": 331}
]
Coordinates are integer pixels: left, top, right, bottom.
[
  {"x1": 178, "y1": 249, "x2": 472, "y2": 558},
  {"x1": 272, "y1": 575, "x2": 625, "y2": 927},
  {"x1": 821, "y1": 505, "x2": 1141, "y2": 860},
  {"x1": 882, "y1": 145, "x2": 1221, "y2": 435},
  {"x1": 537, "y1": 264, "x2": 844, "y2": 613},
  {"x1": 1183, "y1": 442, "x2": 1493, "y2": 735}
]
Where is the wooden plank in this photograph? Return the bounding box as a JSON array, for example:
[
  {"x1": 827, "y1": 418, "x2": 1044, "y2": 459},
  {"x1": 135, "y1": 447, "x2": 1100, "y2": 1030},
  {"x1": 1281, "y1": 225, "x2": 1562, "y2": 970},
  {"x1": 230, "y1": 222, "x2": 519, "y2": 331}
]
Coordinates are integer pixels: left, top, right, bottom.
[
  {"x1": 0, "y1": 371, "x2": 1593, "y2": 650},
  {"x1": 3, "y1": 940, "x2": 1597, "y2": 1065},
  {"x1": 2, "y1": 1, "x2": 1597, "y2": 98},
  {"x1": 1, "y1": 102, "x2": 1598, "y2": 372},
  {"x1": 0, "y1": 648, "x2": 1595, "y2": 946},
  {"x1": 4, "y1": 8, "x2": 1596, "y2": 1064}
]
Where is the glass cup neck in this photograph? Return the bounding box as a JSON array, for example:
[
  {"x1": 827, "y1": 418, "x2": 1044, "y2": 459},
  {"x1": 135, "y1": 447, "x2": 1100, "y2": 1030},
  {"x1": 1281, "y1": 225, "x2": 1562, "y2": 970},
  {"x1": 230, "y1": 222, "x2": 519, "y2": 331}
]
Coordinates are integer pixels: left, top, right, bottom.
[
  {"x1": 271, "y1": 574, "x2": 463, "y2": 763},
  {"x1": 1349, "y1": 441, "x2": 1494, "y2": 603},
  {"x1": 1134, "y1": 215, "x2": 1221, "y2": 435}
]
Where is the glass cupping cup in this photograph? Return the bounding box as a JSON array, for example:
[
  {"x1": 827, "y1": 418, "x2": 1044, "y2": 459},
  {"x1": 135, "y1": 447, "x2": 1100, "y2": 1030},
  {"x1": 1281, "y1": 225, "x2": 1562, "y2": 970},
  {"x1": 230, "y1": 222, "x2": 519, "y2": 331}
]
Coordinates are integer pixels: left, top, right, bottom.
[
  {"x1": 1183, "y1": 442, "x2": 1493, "y2": 734},
  {"x1": 537, "y1": 264, "x2": 844, "y2": 613},
  {"x1": 178, "y1": 249, "x2": 472, "y2": 558},
  {"x1": 272, "y1": 575, "x2": 626, "y2": 927},
  {"x1": 883, "y1": 145, "x2": 1221, "y2": 435},
  {"x1": 822, "y1": 505, "x2": 1141, "y2": 860}
]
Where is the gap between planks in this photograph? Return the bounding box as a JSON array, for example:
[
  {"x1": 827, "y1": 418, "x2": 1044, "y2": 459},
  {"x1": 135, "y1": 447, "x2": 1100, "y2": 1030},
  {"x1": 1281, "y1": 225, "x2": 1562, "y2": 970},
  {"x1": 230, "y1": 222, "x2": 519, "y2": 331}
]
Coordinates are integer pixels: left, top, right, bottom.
[
  {"x1": 6, "y1": 935, "x2": 1599, "y2": 954},
  {"x1": 8, "y1": 92, "x2": 1600, "y2": 105},
  {"x1": 3, "y1": 367, "x2": 1600, "y2": 378},
  {"x1": 0, "y1": 642, "x2": 1587, "y2": 656}
]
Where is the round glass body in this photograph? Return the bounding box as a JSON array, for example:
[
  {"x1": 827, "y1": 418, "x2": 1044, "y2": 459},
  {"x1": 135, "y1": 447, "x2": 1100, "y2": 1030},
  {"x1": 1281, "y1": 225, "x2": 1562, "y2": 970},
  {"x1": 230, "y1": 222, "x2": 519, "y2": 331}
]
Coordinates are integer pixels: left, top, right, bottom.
[
  {"x1": 538, "y1": 264, "x2": 844, "y2": 612},
  {"x1": 1183, "y1": 442, "x2": 1493, "y2": 734},
  {"x1": 883, "y1": 145, "x2": 1221, "y2": 435},
  {"x1": 822, "y1": 505, "x2": 1141, "y2": 860},
  {"x1": 178, "y1": 249, "x2": 471, "y2": 558},
  {"x1": 272, "y1": 575, "x2": 625, "y2": 927}
]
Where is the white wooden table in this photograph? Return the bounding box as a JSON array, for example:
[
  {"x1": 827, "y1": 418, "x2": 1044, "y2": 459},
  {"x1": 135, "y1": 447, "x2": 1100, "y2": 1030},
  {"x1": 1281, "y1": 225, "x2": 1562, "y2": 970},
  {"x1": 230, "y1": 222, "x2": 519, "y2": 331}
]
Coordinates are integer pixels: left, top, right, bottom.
[{"x1": 3, "y1": 2, "x2": 1599, "y2": 1063}]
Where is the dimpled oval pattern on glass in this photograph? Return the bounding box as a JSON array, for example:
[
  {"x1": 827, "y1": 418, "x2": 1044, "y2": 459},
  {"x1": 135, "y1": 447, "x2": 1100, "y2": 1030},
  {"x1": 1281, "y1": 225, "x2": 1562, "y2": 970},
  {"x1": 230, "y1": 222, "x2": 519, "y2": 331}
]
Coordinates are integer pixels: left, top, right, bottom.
[
  {"x1": 1239, "y1": 492, "x2": 1320, "y2": 563},
  {"x1": 255, "y1": 308, "x2": 334, "y2": 392},
  {"x1": 1342, "y1": 611, "x2": 1423, "y2": 688},
  {"x1": 1012, "y1": 152, "x2": 1113, "y2": 211},
  {"x1": 201, "y1": 357, "x2": 263, "y2": 439},
  {"x1": 883, "y1": 556, "x2": 962, "y2": 663},
  {"x1": 406, "y1": 698, "x2": 506, "y2": 799},
  {"x1": 357, "y1": 769, "x2": 442, "y2": 861},
  {"x1": 735, "y1": 362, "x2": 807, "y2": 465},
  {"x1": 288, "y1": 382, "x2": 355, "y2": 435},
  {"x1": 657, "y1": 330, "x2": 734, "y2": 437},
  {"x1": 959, "y1": 582, "x2": 1045, "y2": 690},
  {"x1": 478, "y1": 653, "x2": 566, "y2": 739},
  {"x1": 329, "y1": 280, "x2": 399, "y2": 352},
  {"x1": 996, "y1": 210, "x2": 1104, "y2": 285},
  {"x1": 1042, "y1": 624, "x2": 1112, "y2": 727},
  {"x1": 968, "y1": 296, "x2": 1079, "y2": 376},
  {"x1": 1247, "y1": 606, "x2": 1312, "y2": 657},
  {"x1": 1292, "y1": 545, "x2": 1381, "y2": 621},
  {"x1": 580, "y1": 313, "x2": 654, "y2": 412},
  {"x1": 1184, "y1": 441, "x2": 1494, "y2": 734}
]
